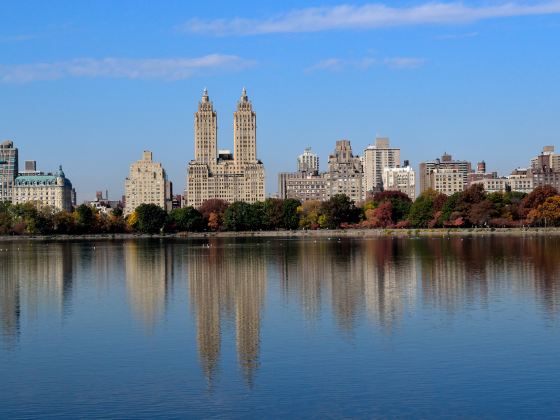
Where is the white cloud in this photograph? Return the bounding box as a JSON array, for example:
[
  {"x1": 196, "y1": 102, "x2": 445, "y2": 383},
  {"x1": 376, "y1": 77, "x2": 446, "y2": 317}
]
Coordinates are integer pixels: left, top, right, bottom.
[
  {"x1": 435, "y1": 31, "x2": 479, "y2": 40},
  {"x1": 0, "y1": 34, "x2": 37, "y2": 43},
  {"x1": 306, "y1": 56, "x2": 425, "y2": 72},
  {"x1": 383, "y1": 57, "x2": 426, "y2": 69},
  {"x1": 178, "y1": 1, "x2": 560, "y2": 36},
  {"x1": 0, "y1": 54, "x2": 254, "y2": 83}
]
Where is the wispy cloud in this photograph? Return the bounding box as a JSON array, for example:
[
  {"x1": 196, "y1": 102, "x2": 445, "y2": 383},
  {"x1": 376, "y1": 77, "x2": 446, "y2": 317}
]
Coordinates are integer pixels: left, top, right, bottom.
[
  {"x1": 178, "y1": 1, "x2": 560, "y2": 36},
  {"x1": 0, "y1": 54, "x2": 254, "y2": 83},
  {"x1": 383, "y1": 57, "x2": 426, "y2": 69},
  {"x1": 435, "y1": 31, "x2": 479, "y2": 40},
  {"x1": 306, "y1": 56, "x2": 425, "y2": 72},
  {"x1": 0, "y1": 34, "x2": 37, "y2": 43}
]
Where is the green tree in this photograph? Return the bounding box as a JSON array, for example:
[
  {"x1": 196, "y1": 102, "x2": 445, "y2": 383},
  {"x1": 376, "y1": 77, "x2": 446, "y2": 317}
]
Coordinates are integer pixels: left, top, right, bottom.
[
  {"x1": 75, "y1": 204, "x2": 95, "y2": 233},
  {"x1": 135, "y1": 204, "x2": 168, "y2": 234},
  {"x1": 282, "y1": 198, "x2": 301, "y2": 230},
  {"x1": 261, "y1": 198, "x2": 283, "y2": 229},
  {"x1": 223, "y1": 201, "x2": 259, "y2": 231},
  {"x1": 408, "y1": 190, "x2": 442, "y2": 228},
  {"x1": 320, "y1": 194, "x2": 359, "y2": 229},
  {"x1": 170, "y1": 207, "x2": 205, "y2": 232}
]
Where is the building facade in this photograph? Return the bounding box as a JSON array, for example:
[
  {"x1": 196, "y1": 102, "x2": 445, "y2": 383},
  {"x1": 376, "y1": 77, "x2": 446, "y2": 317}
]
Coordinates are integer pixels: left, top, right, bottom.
[
  {"x1": 278, "y1": 171, "x2": 328, "y2": 202},
  {"x1": 428, "y1": 168, "x2": 464, "y2": 196},
  {"x1": 13, "y1": 166, "x2": 73, "y2": 211},
  {"x1": 325, "y1": 140, "x2": 364, "y2": 202},
  {"x1": 419, "y1": 153, "x2": 472, "y2": 194},
  {"x1": 0, "y1": 140, "x2": 18, "y2": 203},
  {"x1": 382, "y1": 165, "x2": 416, "y2": 199},
  {"x1": 363, "y1": 137, "x2": 400, "y2": 194},
  {"x1": 186, "y1": 89, "x2": 265, "y2": 208},
  {"x1": 124, "y1": 151, "x2": 172, "y2": 215},
  {"x1": 297, "y1": 148, "x2": 320, "y2": 173}
]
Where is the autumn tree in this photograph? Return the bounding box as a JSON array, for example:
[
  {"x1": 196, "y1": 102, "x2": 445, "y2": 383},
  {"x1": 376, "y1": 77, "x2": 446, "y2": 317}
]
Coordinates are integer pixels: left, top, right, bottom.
[
  {"x1": 528, "y1": 195, "x2": 560, "y2": 226},
  {"x1": 299, "y1": 200, "x2": 322, "y2": 229},
  {"x1": 198, "y1": 199, "x2": 229, "y2": 231},
  {"x1": 372, "y1": 190, "x2": 412, "y2": 222},
  {"x1": 520, "y1": 185, "x2": 558, "y2": 218}
]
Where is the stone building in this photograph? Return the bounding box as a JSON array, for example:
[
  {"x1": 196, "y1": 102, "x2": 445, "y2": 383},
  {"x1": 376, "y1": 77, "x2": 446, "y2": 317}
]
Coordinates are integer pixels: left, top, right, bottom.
[
  {"x1": 325, "y1": 140, "x2": 364, "y2": 202},
  {"x1": 13, "y1": 165, "x2": 73, "y2": 211},
  {"x1": 382, "y1": 164, "x2": 416, "y2": 199},
  {"x1": 297, "y1": 147, "x2": 319, "y2": 173},
  {"x1": 124, "y1": 151, "x2": 172, "y2": 215},
  {"x1": 363, "y1": 137, "x2": 400, "y2": 194},
  {"x1": 428, "y1": 167, "x2": 464, "y2": 196},
  {"x1": 419, "y1": 153, "x2": 472, "y2": 194},
  {"x1": 186, "y1": 89, "x2": 265, "y2": 208},
  {"x1": 0, "y1": 140, "x2": 18, "y2": 203},
  {"x1": 278, "y1": 171, "x2": 328, "y2": 202}
]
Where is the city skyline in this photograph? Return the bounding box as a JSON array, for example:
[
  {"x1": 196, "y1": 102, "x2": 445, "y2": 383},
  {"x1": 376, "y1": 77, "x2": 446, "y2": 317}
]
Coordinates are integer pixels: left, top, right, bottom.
[{"x1": 1, "y1": 1, "x2": 559, "y2": 201}]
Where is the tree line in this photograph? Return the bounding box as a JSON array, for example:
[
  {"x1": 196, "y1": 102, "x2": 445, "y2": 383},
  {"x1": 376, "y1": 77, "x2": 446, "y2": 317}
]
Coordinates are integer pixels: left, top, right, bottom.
[{"x1": 1, "y1": 184, "x2": 560, "y2": 235}]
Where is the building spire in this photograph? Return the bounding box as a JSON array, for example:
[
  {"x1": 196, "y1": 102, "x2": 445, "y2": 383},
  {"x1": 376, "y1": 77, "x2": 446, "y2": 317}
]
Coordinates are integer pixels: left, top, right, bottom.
[{"x1": 242, "y1": 87, "x2": 247, "y2": 99}]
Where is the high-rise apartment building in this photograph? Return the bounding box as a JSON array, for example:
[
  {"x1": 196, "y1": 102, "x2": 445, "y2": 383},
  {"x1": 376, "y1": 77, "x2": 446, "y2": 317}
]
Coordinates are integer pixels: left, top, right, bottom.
[
  {"x1": 419, "y1": 153, "x2": 472, "y2": 194},
  {"x1": 13, "y1": 165, "x2": 73, "y2": 211},
  {"x1": 0, "y1": 140, "x2": 18, "y2": 203},
  {"x1": 186, "y1": 89, "x2": 265, "y2": 208},
  {"x1": 382, "y1": 164, "x2": 416, "y2": 199},
  {"x1": 363, "y1": 137, "x2": 400, "y2": 194},
  {"x1": 529, "y1": 146, "x2": 560, "y2": 191},
  {"x1": 124, "y1": 151, "x2": 172, "y2": 215},
  {"x1": 531, "y1": 146, "x2": 560, "y2": 171},
  {"x1": 325, "y1": 140, "x2": 364, "y2": 202},
  {"x1": 297, "y1": 148, "x2": 320, "y2": 173}
]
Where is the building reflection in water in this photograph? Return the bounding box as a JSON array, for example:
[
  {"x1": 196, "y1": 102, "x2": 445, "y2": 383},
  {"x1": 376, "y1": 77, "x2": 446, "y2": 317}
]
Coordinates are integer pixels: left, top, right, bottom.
[
  {"x1": 187, "y1": 238, "x2": 266, "y2": 386},
  {"x1": 124, "y1": 240, "x2": 174, "y2": 332},
  {"x1": 0, "y1": 242, "x2": 74, "y2": 349},
  {"x1": 2, "y1": 236, "x2": 560, "y2": 379}
]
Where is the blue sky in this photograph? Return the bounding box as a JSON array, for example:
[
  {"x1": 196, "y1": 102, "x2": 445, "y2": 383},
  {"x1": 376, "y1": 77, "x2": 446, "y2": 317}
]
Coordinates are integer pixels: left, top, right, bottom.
[{"x1": 1, "y1": 0, "x2": 559, "y2": 201}]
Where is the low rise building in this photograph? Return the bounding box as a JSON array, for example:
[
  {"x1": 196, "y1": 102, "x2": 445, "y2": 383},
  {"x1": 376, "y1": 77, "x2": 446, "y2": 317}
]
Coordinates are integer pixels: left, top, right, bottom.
[{"x1": 13, "y1": 166, "x2": 73, "y2": 211}]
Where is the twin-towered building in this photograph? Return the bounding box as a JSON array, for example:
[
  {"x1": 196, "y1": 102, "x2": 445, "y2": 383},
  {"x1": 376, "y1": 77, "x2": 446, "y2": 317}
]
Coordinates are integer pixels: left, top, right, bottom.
[
  {"x1": 123, "y1": 89, "x2": 265, "y2": 213},
  {"x1": 185, "y1": 88, "x2": 265, "y2": 208}
]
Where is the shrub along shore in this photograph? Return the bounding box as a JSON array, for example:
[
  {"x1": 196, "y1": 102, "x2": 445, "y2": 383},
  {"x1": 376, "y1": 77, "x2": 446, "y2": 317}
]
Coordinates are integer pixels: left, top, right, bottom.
[{"x1": 1, "y1": 184, "x2": 560, "y2": 237}]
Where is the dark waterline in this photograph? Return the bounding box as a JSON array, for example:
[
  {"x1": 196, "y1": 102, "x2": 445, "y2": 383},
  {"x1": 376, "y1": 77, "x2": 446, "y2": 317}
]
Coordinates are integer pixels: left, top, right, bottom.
[{"x1": 1, "y1": 237, "x2": 560, "y2": 418}]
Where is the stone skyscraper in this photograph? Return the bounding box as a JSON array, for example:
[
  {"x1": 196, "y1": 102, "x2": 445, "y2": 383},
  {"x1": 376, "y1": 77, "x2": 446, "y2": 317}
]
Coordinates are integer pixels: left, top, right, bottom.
[
  {"x1": 363, "y1": 137, "x2": 400, "y2": 194},
  {"x1": 186, "y1": 89, "x2": 265, "y2": 208},
  {"x1": 297, "y1": 147, "x2": 320, "y2": 173},
  {"x1": 194, "y1": 88, "x2": 217, "y2": 167},
  {"x1": 124, "y1": 151, "x2": 172, "y2": 215}
]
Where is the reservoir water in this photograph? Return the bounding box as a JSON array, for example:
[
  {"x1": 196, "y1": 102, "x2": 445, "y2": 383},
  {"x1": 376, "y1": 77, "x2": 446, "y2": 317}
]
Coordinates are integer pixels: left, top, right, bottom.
[{"x1": 1, "y1": 236, "x2": 560, "y2": 418}]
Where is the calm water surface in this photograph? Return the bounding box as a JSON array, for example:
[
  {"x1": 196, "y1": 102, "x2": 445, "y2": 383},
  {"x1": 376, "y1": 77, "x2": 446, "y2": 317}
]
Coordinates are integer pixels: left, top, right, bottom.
[{"x1": 1, "y1": 237, "x2": 560, "y2": 418}]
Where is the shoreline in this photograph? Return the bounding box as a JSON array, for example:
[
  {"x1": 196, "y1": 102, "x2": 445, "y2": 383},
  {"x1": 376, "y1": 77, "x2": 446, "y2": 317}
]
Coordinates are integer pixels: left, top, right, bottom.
[{"x1": 1, "y1": 227, "x2": 560, "y2": 241}]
